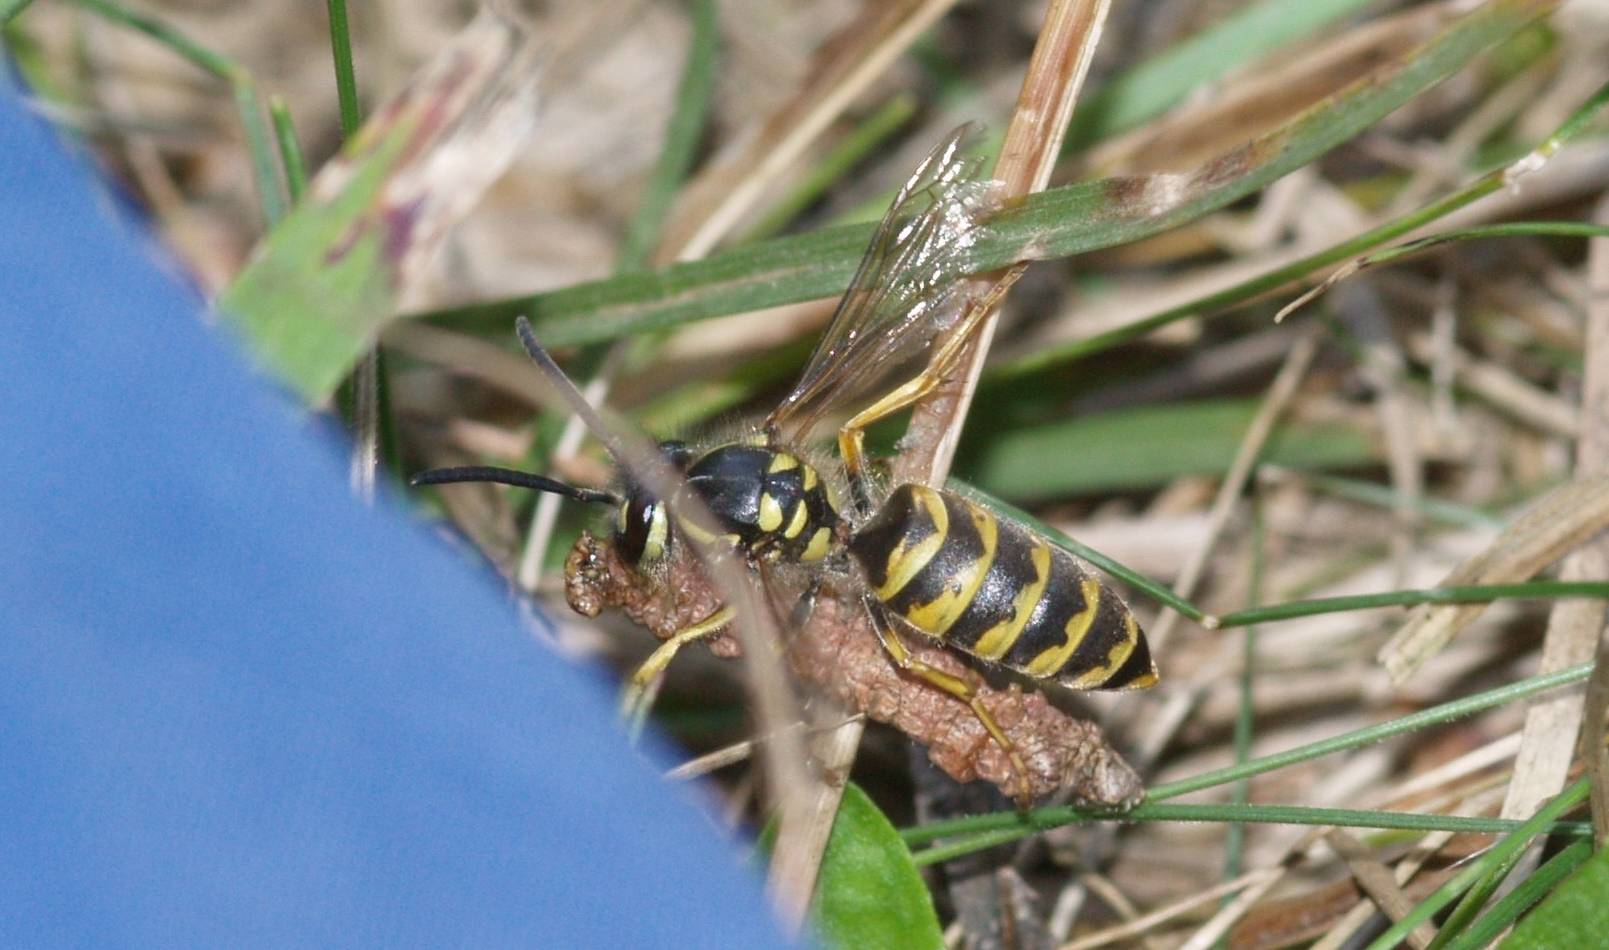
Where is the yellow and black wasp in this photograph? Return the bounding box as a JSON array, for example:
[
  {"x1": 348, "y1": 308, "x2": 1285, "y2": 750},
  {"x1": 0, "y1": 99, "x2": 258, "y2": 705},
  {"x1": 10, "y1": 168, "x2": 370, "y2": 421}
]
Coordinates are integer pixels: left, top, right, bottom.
[{"x1": 412, "y1": 126, "x2": 1157, "y2": 798}]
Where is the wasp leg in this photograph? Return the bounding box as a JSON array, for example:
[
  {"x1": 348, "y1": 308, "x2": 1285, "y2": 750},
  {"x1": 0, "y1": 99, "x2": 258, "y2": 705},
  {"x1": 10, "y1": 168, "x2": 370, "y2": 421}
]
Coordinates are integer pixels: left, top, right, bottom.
[
  {"x1": 622, "y1": 605, "x2": 736, "y2": 738},
  {"x1": 836, "y1": 267, "x2": 1027, "y2": 510},
  {"x1": 788, "y1": 578, "x2": 821, "y2": 630},
  {"x1": 863, "y1": 597, "x2": 1034, "y2": 805}
]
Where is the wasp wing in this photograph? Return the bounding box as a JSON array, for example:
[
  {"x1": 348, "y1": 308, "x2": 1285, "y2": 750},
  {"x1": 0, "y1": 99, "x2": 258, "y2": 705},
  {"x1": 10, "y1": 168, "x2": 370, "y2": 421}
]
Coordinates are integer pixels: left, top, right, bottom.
[{"x1": 764, "y1": 125, "x2": 1006, "y2": 442}]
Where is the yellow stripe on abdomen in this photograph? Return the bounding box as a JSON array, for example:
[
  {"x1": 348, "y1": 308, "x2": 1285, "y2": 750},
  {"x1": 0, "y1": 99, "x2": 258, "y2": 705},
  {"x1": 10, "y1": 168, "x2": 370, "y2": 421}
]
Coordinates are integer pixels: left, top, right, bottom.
[
  {"x1": 971, "y1": 538, "x2": 1051, "y2": 660},
  {"x1": 902, "y1": 504, "x2": 998, "y2": 636},
  {"x1": 871, "y1": 486, "x2": 948, "y2": 601},
  {"x1": 1024, "y1": 578, "x2": 1103, "y2": 677}
]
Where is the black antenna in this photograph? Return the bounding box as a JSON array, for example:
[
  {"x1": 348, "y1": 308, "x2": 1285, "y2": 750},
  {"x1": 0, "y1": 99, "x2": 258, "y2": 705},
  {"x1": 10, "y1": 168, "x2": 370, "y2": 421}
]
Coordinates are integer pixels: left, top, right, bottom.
[
  {"x1": 513, "y1": 316, "x2": 641, "y2": 469},
  {"x1": 410, "y1": 466, "x2": 619, "y2": 505}
]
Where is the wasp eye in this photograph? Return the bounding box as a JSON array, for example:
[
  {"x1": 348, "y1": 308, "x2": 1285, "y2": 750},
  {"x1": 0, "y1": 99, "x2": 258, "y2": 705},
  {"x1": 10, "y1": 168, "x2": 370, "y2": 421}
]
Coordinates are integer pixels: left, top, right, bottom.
[{"x1": 615, "y1": 496, "x2": 670, "y2": 567}]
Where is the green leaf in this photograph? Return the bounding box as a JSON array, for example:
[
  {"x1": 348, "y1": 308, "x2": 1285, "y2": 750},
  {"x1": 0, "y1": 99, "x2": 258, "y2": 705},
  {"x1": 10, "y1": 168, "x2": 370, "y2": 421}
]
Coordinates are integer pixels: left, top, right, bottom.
[
  {"x1": 811, "y1": 783, "x2": 944, "y2": 950},
  {"x1": 1502, "y1": 839, "x2": 1609, "y2": 948},
  {"x1": 760, "y1": 785, "x2": 944, "y2": 950}
]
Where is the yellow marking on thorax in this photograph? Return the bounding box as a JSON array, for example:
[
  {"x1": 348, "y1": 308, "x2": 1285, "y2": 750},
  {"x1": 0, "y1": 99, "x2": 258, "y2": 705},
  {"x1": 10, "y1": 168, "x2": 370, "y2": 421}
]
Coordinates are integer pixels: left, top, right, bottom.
[
  {"x1": 1061, "y1": 605, "x2": 1143, "y2": 689},
  {"x1": 784, "y1": 500, "x2": 809, "y2": 539},
  {"x1": 1024, "y1": 578, "x2": 1104, "y2": 678},
  {"x1": 802, "y1": 526, "x2": 833, "y2": 562},
  {"x1": 902, "y1": 504, "x2": 998, "y2": 635},
  {"x1": 758, "y1": 493, "x2": 784, "y2": 532},
  {"x1": 674, "y1": 513, "x2": 719, "y2": 545},
  {"x1": 767, "y1": 453, "x2": 799, "y2": 474},
  {"x1": 801, "y1": 466, "x2": 818, "y2": 491},
  {"x1": 971, "y1": 538, "x2": 1052, "y2": 660},
  {"x1": 870, "y1": 487, "x2": 948, "y2": 600}
]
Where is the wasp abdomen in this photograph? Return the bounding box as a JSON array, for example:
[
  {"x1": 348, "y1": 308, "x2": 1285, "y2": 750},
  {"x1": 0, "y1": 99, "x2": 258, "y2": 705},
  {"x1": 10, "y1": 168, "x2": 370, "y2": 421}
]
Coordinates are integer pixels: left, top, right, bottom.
[{"x1": 848, "y1": 484, "x2": 1156, "y2": 690}]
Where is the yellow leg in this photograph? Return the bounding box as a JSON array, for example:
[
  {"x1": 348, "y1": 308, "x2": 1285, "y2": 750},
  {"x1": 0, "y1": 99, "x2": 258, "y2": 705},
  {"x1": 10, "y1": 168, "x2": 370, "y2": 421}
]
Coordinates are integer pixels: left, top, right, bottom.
[
  {"x1": 837, "y1": 267, "x2": 1027, "y2": 505},
  {"x1": 621, "y1": 605, "x2": 736, "y2": 739},
  {"x1": 863, "y1": 598, "x2": 1034, "y2": 805}
]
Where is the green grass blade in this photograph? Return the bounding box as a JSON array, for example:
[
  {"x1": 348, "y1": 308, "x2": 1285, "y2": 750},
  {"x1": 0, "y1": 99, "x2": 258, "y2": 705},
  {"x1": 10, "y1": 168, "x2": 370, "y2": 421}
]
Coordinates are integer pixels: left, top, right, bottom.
[
  {"x1": 909, "y1": 803, "x2": 1590, "y2": 868},
  {"x1": 1064, "y1": 0, "x2": 1378, "y2": 148},
  {"x1": 417, "y1": 0, "x2": 1554, "y2": 346},
  {"x1": 617, "y1": 0, "x2": 718, "y2": 271},
  {"x1": 954, "y1": 397, "x2": 1374, "y2": 499},
  {"x1": 900, "y1": 663, "x2": 1592, "y2": 849},
  {"x1": 325, "y1": 0, "x2": 361, "y2": 138},
  {"x1": 1213, "y1": 581, "x2": 1609, "y2": 628},
  {"x1": 990, "y1": 73, "x2": 1609, "y2": 382},
  {"x1": 1363, "y1": 779, "x2": 1590, "y2": 950},
  {"x1": 1444, "y1": 839, "x2": 1593, "y2": 950},
  {"x1": 71, "y1": 0, "x2": 285, "y2": 223},
  {"x1": 268, "y1": 95, "x2": 309, "y2": 202}
]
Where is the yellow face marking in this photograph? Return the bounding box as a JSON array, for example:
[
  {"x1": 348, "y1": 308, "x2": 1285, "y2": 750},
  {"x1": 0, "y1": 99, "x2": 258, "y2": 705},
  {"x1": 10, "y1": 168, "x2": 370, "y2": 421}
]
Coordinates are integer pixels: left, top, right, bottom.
[
  {"x1": 675, "y1": 513, "x2": 719, "y2": 545},
  {"x1": 1024, "y1": 579, "x2": 1104, "y2": 678},
  {"x1": 902, "y1": 505, "x2": 998, "y2": 636},
  {"x1": 784, "y1": 500, "x2": 809, "y2": 539},
  {"x1": 802, "y1": 466, "x2": 818, "y2": 491},
  {"x1": 642, "y1": 507, "x2": 669, "y2": 562},
  {"x1": 616, "y1": 503, "x2": 630, "y2": 535},
  {"x1": 802, "y1": 526, "x2": 833, "y2": 562},
  {"x1": 767, "y1": 453, "x2": 799, "y2": 474},
  {"x1": 971, "y1": 539, "x2": 1052, "y2": 660},
  {"x1": 871, "y1": 487, "x2": 948, "y2": 600},
  {"x1": 758, "y1": 493, "x2": 784, "y2": 533},
  {"x1": 1062, "y1": 609, "x2": 1142, "y2": 689}
]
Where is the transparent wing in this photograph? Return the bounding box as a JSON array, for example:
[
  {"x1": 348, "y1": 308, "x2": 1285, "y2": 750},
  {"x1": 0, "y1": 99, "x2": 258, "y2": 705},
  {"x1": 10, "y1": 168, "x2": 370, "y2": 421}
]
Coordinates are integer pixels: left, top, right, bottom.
[{"x1": 764, "y1": 124, "x2": 1005, "y2": 442}]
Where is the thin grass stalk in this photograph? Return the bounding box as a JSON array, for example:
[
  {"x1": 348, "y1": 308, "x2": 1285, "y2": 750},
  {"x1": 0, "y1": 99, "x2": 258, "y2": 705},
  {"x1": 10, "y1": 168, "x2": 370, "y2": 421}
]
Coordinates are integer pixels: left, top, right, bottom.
[
  {"x1": 1427, "y1": 843, "x2": 1528, "y2": 950},
  {"x1": 912, "y1": 803, "x2": 1591, "y2": 868},
  {"x1": 1223, "y1": 499, "x2": 1265, "y2": 887},
  {"x1": 268, "y1": 95, "x2": 307, "y2": 202},
  {"x1": 70, "y1": 0, "x2": 287, "y2": 224},
  {"x1": 1442, "y1": 839, "x2": 1594, "y2": 950},
  {"x1": 900, "y1": 663, "x2": 1593, "y2": 850},
  {"x1": 1213, "y1": 581, "x2": 1609, "y2": 627},
  {"x1": 992, "y1": 75, "x2": 1609, "y2": 380},
  {"x1": 1280, "y1": 469, "x2": 1503, "y2": 529},
  {"x1": 1362, "y1": 778, "x2": 1591, "y2": 950},
  {"x1": 325, "y1": 0, "x2": 360, "y2": 138}
]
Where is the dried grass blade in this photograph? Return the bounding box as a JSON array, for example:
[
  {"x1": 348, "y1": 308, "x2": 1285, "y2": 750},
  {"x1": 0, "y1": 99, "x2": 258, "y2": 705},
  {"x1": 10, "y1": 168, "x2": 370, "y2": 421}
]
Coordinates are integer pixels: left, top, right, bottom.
[
  {"x1": 659, "y1": 0, "x2": 960, "y2": 261},
  {"x1": 1379, "y1": 475, "x2": 1609, "y2": 683},
  {"x1": 774, "y1": 0, "x2": 1115, "y2": 929},
  {"x1": 1577, "y1": 194, "x2": 1609, "y2": 844}
]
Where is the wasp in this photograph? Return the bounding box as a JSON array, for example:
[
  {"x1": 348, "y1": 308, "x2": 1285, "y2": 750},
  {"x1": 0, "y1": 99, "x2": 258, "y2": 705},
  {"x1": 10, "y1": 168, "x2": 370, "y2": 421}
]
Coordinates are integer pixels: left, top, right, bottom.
[{"x1": 413, "y1": 127, "x2": 1157, "y2": 800}]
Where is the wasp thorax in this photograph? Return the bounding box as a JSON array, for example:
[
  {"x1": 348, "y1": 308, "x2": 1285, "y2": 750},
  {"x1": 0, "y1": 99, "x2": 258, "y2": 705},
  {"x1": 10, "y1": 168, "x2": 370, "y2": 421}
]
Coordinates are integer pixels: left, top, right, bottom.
[{"x1": 612, "y1": 439, "x2": 842, "y2": 569}]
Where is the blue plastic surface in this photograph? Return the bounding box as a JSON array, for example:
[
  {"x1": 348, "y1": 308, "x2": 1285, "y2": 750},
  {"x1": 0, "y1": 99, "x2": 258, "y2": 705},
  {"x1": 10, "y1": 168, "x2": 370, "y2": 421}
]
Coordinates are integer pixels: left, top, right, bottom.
[{"x1": 0, "y1": 80, "x2": 788, "y2": 949}]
